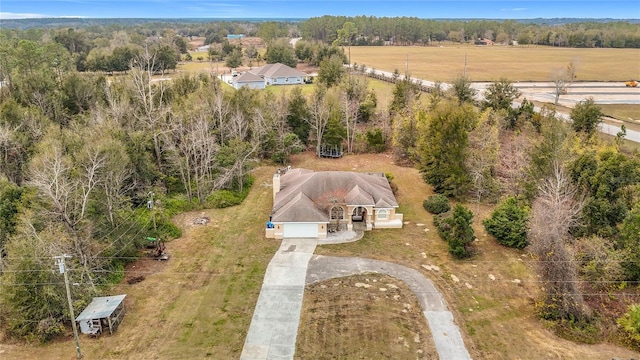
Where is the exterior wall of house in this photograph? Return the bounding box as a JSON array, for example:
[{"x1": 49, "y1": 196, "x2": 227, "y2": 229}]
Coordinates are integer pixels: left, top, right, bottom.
[
  {"x1": 266, "y1": 76, "x2": 304, "y2": 85},
  {"x1": 372, "y1": 208, "x2": 404, "y2": 229},
  {"x1": 234, "y1": 81, "x2": 265, "y2": 90},
  {"x1": 317, "y1": 223, "x2": 328, "y2": 239},
  {"x1": 265, "y1": 222, "x2": 327, "y2": 239},
  {"x1": 272, "y1": 172, "x2": 281, "y2": 201}
]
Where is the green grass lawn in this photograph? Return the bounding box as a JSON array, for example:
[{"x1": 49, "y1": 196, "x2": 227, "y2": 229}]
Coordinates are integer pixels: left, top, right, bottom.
[{"x1": 599, "y1": 104, "x2": 640, "y2": 123}]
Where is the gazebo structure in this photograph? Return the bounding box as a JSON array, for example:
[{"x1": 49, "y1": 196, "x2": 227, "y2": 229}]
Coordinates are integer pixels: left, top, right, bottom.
[{"x1": 75, "y1": 294, "x2": 127, "y2": 336}]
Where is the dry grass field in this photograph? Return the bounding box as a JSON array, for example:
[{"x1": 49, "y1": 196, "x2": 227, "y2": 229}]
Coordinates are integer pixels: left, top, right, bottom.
[
  {"x1": 349, "y1": 45, "x2": 640, "y2": 82},
  {"x1": 1, "y1": 152, "x2": 639, "y2": 359}
]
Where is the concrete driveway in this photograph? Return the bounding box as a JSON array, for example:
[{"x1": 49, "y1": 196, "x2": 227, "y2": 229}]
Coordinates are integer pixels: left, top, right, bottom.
[{"x1": 240, "y1": 235, "x2": 471, "y2": 360}]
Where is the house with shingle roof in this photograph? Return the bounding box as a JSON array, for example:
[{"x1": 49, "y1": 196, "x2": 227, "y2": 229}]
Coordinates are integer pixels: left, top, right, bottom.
[
  {"x1": 232, "y1": 71, "x2": 265, "y2": 90},
  {"x1": 265, "y1": 167, "x2": 403, "y2": 239},
  {"x1": 231, "y1": 63, "x2": 308, "y2": 89}
]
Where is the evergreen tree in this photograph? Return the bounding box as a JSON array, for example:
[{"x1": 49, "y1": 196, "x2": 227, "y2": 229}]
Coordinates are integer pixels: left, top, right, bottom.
[
  {"x1": 570, "y1": 97, "x2": 603, "y2": 136},
  {"x1": 419, "y1": 101, "x2": 477, "y2": 198},
  {"x1": 482, "y1": 77, "x2": 521, "y2": 112},
  {"x1": 450, "y1": 76, "x2": 477, "y2": 105},
  {"x1": 483, "y1": 197, "x2": 530, "y2": 249},
  {"x1": 317, "y1": 54, "x2": 345, "y2": 87},
  {"x1": 264, "y1": 39, "x2": 298, "y2": 67},
  {"x1": 286, "y1": 87, "x2": 311, "y2": 145},
  {"x1": 390, "y1": 78, "x2": 420, "y2": 115},
  {"x1": 435, "y1": 204, "x2": 475, "y2": 258}
]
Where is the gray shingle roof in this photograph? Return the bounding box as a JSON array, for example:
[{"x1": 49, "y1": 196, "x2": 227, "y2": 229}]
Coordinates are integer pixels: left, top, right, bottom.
[
  {"x1": 271, "y1": 169, "x2": 398, "y2": 222},
  {"x1": 235, "y1": 71, "x2": 263, "y2": 83},
  {"x1": 251, "y1": 63, "x2": 306, "y2": 78}
]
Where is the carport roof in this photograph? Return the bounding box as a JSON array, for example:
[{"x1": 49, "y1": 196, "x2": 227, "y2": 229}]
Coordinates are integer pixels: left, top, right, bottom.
[{"x1": 76, "y1": 294, "x2": 126, "y2": 321}]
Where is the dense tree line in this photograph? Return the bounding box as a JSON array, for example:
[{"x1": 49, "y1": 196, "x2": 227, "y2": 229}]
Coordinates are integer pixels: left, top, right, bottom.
[
  {"x1": 0, "y1": 23, "x2": 391, "y2": 340},
  {"x1": 0, "y1": 34, "x2": 312, "y2": 341},
  {"x1": 300, "y1": 15, "x2": 640, "y2": 48}
]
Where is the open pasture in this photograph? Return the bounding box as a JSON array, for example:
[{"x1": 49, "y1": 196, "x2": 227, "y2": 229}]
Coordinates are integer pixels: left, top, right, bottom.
[{"x1": 349, "y1": 45, "x2": 640, "y2": 82}]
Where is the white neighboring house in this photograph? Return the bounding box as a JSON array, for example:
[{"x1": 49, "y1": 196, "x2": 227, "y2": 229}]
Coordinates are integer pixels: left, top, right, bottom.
[
  {"x1": 231, "y1": 63, "x2": 307, "y2": 89},
  {"x1": 265, "y1": 167, "x2": 403, "y2": 239},
  {"x1": 232, "y1": 71, "x2": 266, "y2": 90}
]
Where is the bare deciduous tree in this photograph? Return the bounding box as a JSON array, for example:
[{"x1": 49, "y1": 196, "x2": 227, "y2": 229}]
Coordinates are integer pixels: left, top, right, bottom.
[
  {"x1": 528, "y1": 161, "x2": 590, "y2": 321},
  {"x1": 166, "y1": 109, "x2": 220, "y2": 203},
  {"x1": 551, "y1": 59, "x2": 577, "y2": 106},
  {"x1": 129, "y1": 45, "x2": 170, "y2": 169},
  {"x1": 466, "y1": 109, "x2": 500, "y2": 203},
  {"x1": 495, "y1": 130, "x2": 534, "y2": 197},
  {"x1": 340, "y1": 76, "x2": 367, "y2": 153},
  {"x1": 306, "y1": 86, "x2": 331, "y2": 157}
]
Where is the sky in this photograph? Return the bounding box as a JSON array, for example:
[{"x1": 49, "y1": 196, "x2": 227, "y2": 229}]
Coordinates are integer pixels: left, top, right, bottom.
[{"x1": 1, "y1": 0, "x2": 639, "y2": 20}]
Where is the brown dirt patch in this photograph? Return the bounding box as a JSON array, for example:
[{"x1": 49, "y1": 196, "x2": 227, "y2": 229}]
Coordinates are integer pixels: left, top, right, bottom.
[
  {"x1": 296, "y1": 63, "x2": 319, "y2": 74},
  {"x1": 297, "y1": 273, "x2": 437, "y2": 359},
  {"x1": 123, "y1": 256, "x2": 168, "y2": 285}
]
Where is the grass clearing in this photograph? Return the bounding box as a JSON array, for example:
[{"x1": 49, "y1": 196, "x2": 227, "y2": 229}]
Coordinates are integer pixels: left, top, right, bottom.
[
  {"x1": 263, "y1": 83, "x2": 316, "y2": 97},
  {"x1": 178, "y1": 60, "x2": 221, "y2": 74},
  {"x1": 297, "y1": 274, "x2": 437, "y2": 359},
  {"x1": 599, "y1": 104, "x2": 640, "y2": 123},
  {"x1": 349, "y1": 45, "x2": 640, "y2": 82}
]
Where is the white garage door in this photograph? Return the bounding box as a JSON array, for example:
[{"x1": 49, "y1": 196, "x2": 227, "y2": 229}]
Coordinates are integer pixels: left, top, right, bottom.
[{"x1": 283, "y1": 223, "x2": 318, "y2": 238}]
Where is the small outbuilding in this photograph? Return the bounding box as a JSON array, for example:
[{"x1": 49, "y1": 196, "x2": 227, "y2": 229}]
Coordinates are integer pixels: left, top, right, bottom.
[{"x1": 75, "y1": 294, "x2": 127, "y2": 336}]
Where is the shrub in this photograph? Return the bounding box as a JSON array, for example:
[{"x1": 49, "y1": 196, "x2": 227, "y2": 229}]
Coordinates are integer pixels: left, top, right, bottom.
[
  {"x1": 207, "y1": 175, "x2": 254, "y2": 209},
  {"x1": 207, "y1": 189, "x2": 244, "y2": 208},
  {"x1": 383, "y1": 172, "x2": 399, "y2": 194},
  {"x1": 423, "y1": 194, "x2": 451, "y2": 214},
  {"x1": 434, "y1": 204, "x2": 475, "y2": 258},
  {"x1": 163, "y1": 193, "x2": 195, "y2": 217},
  {"x1": 618, "y1": 304, "x2": 640, "y2": 343},
  {"x1": 483, "y1": 197, "x2": 529, "y2": 249},
  {"x1": 365, "y1": 128, "x2": 387, "y2": 153},
  {"x1": 574, "y1": 235, "x2": 625, "y2": 288}
]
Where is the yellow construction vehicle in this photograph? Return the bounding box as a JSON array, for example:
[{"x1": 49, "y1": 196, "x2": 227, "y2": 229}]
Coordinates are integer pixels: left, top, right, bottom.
[{"x1": 626, "y1": 80, "x2": 638, "y2": 87}]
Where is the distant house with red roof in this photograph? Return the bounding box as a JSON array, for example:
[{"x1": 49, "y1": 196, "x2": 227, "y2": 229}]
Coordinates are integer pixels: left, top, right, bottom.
[{"x1": 475, "y1": 38, "x2": 494, "y2": 46}]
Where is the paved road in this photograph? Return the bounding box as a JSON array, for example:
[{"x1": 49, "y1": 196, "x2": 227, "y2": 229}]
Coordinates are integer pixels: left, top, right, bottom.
[
  {"x1": 362, "y1": 67, "x2": 640, "y2": 143},
  {"x1": 241, "y1": 235, "x2": 472, "y2": 360}
]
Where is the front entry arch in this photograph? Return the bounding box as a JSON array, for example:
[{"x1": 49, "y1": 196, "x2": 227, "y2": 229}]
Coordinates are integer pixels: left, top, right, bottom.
[{"x1": 352, "y1": 207, "x2": 367, "y2": 222}]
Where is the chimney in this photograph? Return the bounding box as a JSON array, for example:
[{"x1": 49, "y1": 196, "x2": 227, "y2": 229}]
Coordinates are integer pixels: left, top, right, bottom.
[{"x1": 273, "y1": 170, "x2": 281, "y2": 202}]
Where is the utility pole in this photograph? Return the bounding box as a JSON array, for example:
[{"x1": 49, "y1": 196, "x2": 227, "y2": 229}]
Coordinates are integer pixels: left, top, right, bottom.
[
  {"x1": 464, "y1": 53, "x2": 467, "y2": 78},
  {"x1": 148, "y1": 191, "x2": 157, "y2": 233},
  {"x1": 55, "y1": 254, "x2": 82, "y2": 359},
  {"x1": 405, "y1": 53, "x2": 409, "y2": 79}
]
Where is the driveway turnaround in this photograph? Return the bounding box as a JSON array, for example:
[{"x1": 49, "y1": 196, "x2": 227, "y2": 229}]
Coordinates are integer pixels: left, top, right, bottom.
[
  {"x1": 240, "y1": 238, "x2": 317, "y2": 360},
  {"x1": 306, "y1": 255, "x2": 472, "y2": 360},
  {"x1": 241, "y1": 237, "x2": 471, "y2": 360}
]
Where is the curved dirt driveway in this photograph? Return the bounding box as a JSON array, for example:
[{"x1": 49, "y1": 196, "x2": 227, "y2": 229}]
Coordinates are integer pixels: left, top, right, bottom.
[{"x1": 306, "y1": 255, "x2": 471, "y2": 360}]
